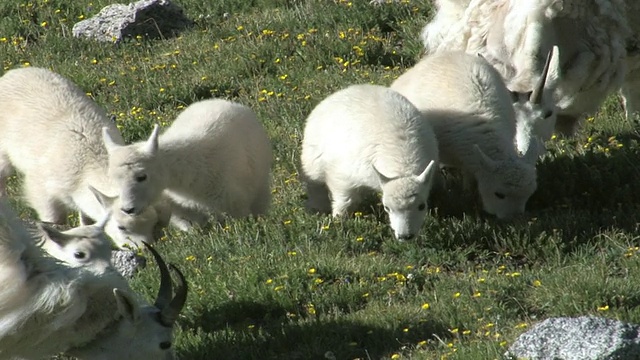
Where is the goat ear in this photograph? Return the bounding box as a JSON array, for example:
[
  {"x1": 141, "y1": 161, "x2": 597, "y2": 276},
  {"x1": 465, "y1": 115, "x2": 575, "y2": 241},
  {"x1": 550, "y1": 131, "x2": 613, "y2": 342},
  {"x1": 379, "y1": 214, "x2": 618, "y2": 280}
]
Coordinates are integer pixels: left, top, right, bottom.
[
  {"x1": 95, "y1": 210, "x2": 112, "y2": 230},
  {"x1": 372, "y1": 165, "x2": 393, "y2": 186},
  {"x1": 102, "y1": 127, "x2": 120, "y2": 154},
  {"x1": 473, "y1": 144, "x2": 497, "y2": 170},
  {"x1": 88, "y1": 185, "x2": 116, "y2": 208},
  {"x1": 113, "y1": 288, "x2": 141, "y2": 323},
  {"x1": 144, "y1": 124, "x2": 160, "y2": 155},
  {"x1": 37, "y1": 223, "x2": 69, "y2": 246},
  {"x1": 416, "y1": 160, "x2": 437, "y2": 185}
]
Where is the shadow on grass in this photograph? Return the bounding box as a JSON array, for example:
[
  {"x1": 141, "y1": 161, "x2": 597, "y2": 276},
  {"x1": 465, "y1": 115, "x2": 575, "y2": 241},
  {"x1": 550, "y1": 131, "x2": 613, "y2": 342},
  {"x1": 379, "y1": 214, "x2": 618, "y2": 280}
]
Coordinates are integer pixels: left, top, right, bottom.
[
  {"x1": 295, "y1": 124, "x2": 640, "y2": 267},
  {"x1": 179, "y1": 300, "x2": 450, "y2": 359},
  {"x1": 527, "y1": 132, "x2": 640, "y2": 233},
  {"x1": 400, "y1": 130, "x2": 640, "y2": 265}
]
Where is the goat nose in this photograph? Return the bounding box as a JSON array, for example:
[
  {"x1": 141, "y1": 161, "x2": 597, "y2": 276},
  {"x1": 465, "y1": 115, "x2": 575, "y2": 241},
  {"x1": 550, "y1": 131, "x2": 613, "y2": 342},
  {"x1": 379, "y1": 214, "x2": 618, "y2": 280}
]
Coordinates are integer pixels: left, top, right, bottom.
[
  {"x1": 398, "y1": 234, "x2": 415, "y2": 241},
  {"x1": 121, "y1": 207, "x2": 136, "y2": 215}
]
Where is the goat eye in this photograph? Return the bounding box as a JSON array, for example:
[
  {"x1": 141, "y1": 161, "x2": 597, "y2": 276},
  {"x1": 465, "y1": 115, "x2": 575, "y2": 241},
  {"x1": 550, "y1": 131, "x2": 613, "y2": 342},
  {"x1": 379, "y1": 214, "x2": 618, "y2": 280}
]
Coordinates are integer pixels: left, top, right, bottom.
[
  {"x1": 494, "y1": 192, "x2": 506, "y2": 199},
  {"x1": 159, "y1": 341, "x2": 172, "y2": 350},
  {"x1": 544, "y1": 110, "x2": 554, "y2": 118},
  {"x1": 135, "y1": 174, "x2": 147, "y2": 182},
  {"x1": 418, "y1": 203, "x2": 426, "y2": 211},
  {"x1": 74, "y1": 251, "x2": 87, "y2": 259},
  {"x1": 118, "y1": 225, "x2": 127, "y2": 231}
]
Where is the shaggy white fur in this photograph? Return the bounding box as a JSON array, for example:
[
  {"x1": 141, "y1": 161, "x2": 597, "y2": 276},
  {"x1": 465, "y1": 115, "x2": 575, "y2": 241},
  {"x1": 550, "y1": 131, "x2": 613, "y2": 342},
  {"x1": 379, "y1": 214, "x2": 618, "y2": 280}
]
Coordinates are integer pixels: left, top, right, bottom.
[
  {"x1": 0, "y1": 67, "x2": 162, "y2": 249},
  {"x1": 391, "y1": 51, "x2": 538, "y2": 219},
  {"x1": 421, "y1": 0, "x2": 635, "y2": 136},
  {"x1": 103, "y1": 98, "x2": 273, "y2": 229},
  {"x1": 300, "y1": 84, "x2": 439, "y2": 240},
  {"x1": 0, "y1": 200, "x2": 186, "y2": 359}
]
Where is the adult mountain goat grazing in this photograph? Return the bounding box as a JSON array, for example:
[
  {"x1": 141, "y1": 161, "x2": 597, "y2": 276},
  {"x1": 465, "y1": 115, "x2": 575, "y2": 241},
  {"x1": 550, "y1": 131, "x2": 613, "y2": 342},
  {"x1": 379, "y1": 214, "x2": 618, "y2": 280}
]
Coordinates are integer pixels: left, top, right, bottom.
[
  {"x1": 511, "y1": 47, "x2": 560, "y2": 158},
  {"x1": 0, "y1": 200, "x2": 187, "y2": 359},
  {"x1": 0, "y1": 67, "x2": 163, "y2": 248},
  {"x1": 102, "y1": 98, "x2": 273, "y2": 228},
  {"x1": 420, "y1": 0, "x2": 638, "y2": 136},
  {"x1": 391, "y1": 51, "x2": 537, "y2": 219},
  {"x1": 300, "y1": 84, "x2": 439, "y2": 240}
]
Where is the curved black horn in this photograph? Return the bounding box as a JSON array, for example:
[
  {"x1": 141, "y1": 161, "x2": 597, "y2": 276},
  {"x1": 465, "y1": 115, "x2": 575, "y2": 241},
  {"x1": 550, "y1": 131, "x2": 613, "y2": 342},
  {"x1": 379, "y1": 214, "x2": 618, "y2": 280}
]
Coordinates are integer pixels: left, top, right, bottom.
[
  {"x1": 143, "y1": 241, "x2": 173, "y2": 310},
  {"x1": 529, "y1": 49, "x2": 553, "y2": 104},
  {"x1": 160, "y1": 264, "x2": 188, "y2": 326}
]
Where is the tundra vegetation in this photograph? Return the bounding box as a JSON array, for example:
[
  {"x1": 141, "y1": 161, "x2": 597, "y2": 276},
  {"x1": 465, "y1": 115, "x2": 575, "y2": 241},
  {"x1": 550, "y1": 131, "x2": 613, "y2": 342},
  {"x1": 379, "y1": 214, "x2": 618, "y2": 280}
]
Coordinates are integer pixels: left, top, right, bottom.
[{"x1": 1, "y1": 0, "x2": 640, "y2": 359}]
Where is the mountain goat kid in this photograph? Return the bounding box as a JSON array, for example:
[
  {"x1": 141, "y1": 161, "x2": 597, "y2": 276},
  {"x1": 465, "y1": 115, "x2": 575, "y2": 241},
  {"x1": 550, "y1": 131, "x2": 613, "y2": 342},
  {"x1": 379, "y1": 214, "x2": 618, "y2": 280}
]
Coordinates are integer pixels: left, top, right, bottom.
[
  {"x1": 0, "y1": 200, "x2": 187, "y2": 360},
  {"x1": 36, "y1": 213, "x2": 113, "y2": 273},
  {"x1": 300, "y1": 84, "x2": 439, "y2": 241},
  {"x1": 37, "y1": 215, "x2": 147, "y2": 279},
  {"x1": 0, "y1": 67, "x2": 163, "y2": 249},
  {"x1": 391, "y1": 51, "x2": 538, "y2": 219},
  {"x1": 102, "y1": 98, "x2": 273, "y2": 228}
]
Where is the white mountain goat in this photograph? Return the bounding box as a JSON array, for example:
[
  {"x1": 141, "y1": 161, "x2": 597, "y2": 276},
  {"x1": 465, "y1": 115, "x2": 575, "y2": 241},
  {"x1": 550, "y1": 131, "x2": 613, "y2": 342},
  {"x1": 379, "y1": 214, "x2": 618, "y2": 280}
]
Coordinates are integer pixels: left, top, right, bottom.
[
  {"x1": 0, "y1": 67, "x2": 162, "y2": 248},
  {"x1": 300, "y1": 84, "x2": 439, "y2": 240},
  {"x1": 36, "y1": 213, "x2": 113, "y2": 273},
  {"x1": 391, "y1": 51, "x2": 538, "y2": 219},
  {"x1": 510, "y1": 46, "x2": 561, "y2": 158},
  {"x1": 0, "y1": 200, "x2": 188, "y2": 359},
  {"x1": 420, "y1": 0, "x2": 636, "y2": 136},
  {"x1": 102, "y1": 98, "x2": 273, "y2": 228}
]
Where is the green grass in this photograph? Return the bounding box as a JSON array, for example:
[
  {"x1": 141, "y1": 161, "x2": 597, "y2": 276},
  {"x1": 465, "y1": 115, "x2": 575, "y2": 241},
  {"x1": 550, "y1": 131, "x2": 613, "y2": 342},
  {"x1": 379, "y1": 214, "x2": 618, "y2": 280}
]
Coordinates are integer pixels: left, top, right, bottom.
[{"x1": 3, "y1": 0, "x2": 640, "y2": 359}]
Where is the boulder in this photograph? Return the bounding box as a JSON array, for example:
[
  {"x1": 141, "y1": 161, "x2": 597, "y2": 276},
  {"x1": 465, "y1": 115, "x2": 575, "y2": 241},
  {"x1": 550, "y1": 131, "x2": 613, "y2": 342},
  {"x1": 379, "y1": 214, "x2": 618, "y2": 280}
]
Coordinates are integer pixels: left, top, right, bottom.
[
  {"x1": 506, "y1": 316, "x2": 640, "y2": 360},
  {"x1": 72, "y1": 0, "x2": 193, "y2": 43},
  {"x1": 111, "y1": 249, "x2": 146, "y2": 278}
]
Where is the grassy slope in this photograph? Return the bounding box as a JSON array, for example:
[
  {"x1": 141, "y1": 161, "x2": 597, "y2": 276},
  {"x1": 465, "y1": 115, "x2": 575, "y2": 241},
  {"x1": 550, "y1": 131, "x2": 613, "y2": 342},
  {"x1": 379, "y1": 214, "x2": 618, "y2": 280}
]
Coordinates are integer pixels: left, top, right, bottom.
[{"x1": 2, "y1": 0, "x2": 640, "y2": 359}]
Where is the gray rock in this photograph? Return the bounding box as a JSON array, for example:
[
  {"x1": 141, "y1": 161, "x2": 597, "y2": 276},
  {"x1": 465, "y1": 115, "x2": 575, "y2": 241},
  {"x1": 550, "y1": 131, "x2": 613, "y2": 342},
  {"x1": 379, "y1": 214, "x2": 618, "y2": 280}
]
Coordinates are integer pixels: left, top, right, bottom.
[
  {"x1": 369, "y1": 0, "x2": 401, "y2": 5},
  {"x1": 506, "y1": 316, "x2": 640, "y2": 360},
  {"x1": 111, "y1": 249, "x2": 146, "y2": 278},
  {"x1": 72, "y1": 0, "x2": 193, "y2": 43}
]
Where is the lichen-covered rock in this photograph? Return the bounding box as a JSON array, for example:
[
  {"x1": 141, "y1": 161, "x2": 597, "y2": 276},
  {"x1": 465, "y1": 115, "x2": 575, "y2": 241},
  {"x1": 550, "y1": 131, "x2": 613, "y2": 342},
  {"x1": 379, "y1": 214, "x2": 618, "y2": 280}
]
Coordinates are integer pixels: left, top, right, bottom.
[
  {"x1": 111, "y1": 249, "x2": 147, "y2": 278},
  {"x1": 506, "y1": 316, "x2": 640, "y2": 360},
  {"x1": 369, "y1": 0, "x2": 401, "y2": 5},
  {"x1": 72, "y1": 0, "x2": 193, "y2": 43}
]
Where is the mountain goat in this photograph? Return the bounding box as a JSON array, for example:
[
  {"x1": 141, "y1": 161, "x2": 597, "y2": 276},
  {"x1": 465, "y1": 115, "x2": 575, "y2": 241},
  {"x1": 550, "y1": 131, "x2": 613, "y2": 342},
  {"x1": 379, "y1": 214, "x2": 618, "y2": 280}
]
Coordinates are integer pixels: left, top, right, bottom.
[
  {"x1": 300, "y1": 84, "x2": 439, "y2": 240},
  {"x1": 0, "y1": 67, "x2": 162, "y2": 249},
  {"x1": 420, "y1": 0, "x2": 636, "y2": 135},
  {"x1": 102, "y1": 98, "x2": 273, "y2": 228},
  {"x1": 511, "y1": 46, "x2": 560, "y2": 158},
  {"x1": 391, "y1": 51, "x2": 537, "y2": 219},
  {"x1": 36, "y1": 212, "x2": 113, "y2": 273},
  {"x1": 0, "y1": 200, "x2": 187, "y2": 360}
]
